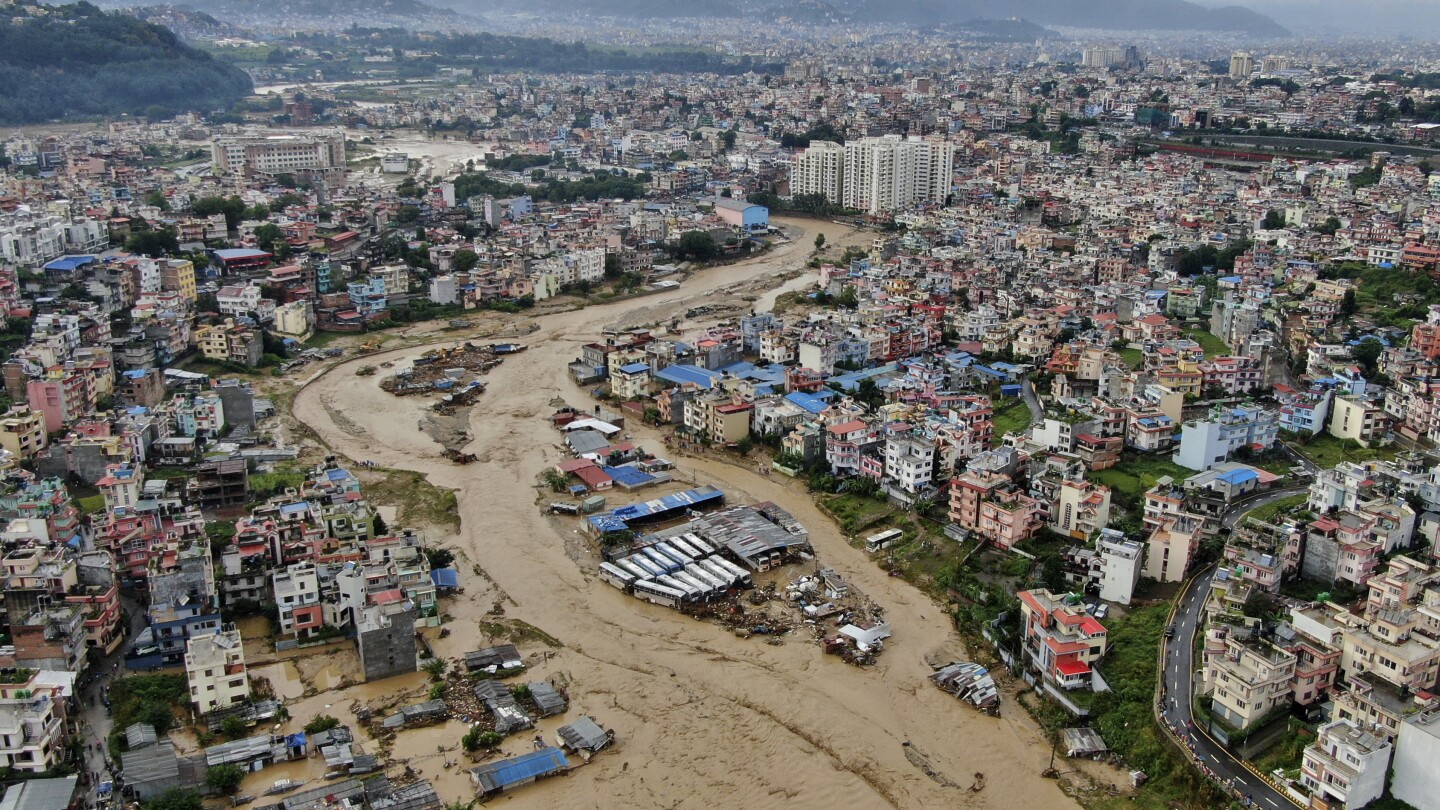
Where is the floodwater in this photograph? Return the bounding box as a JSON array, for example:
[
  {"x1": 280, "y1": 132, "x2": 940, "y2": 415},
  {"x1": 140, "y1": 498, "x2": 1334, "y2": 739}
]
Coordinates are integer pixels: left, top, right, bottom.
[{"x1": 290, "y1": 216, "x2": 1090, "y2": 809}]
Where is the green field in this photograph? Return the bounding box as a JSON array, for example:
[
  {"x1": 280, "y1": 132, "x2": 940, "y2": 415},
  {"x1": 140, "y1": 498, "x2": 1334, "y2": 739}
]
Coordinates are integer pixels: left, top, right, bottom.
[
  {"x1": 1183, "y1": 327, "x2": 1230, "y2": 357},
  {"x1": 1118, "y1": 347, "x2": 1144, "y2": 369},
  {"x1": 991, "y1": 399, "x2": 1033, "y2": 445},
  {"x1": 1089, "y1": 453, "x2": 1193, "y2": 503},
  {"x1": 1289, "y1": 434, "x2": 1398, "y2": 469}
]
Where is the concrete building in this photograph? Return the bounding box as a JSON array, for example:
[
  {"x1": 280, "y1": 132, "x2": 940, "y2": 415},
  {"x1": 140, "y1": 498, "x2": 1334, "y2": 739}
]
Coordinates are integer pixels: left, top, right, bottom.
[
  {"x1": 790, "y1": 140, "x2": 845, "y2": 203},
  {"x1": 184, "y1": 626, "x2": 249, "y2": 715},
  {"x1": 1098, "y1": 532, "x2": 1143, "y2": 606},
  {"x1": 356, "y1": 601, "x2": 417, "y2": 682},
  {"x1": 841, "y1": 135, "x2": 954, "y2": 215},
  {"x1": 1206, "y1": 635, "x2": 1295, "y2": 731},
  {"x1": 212, "y1": 130, "x2": 346, "y2": 183},
  {"x1": 1017, "y1": 589, "x2": 1108, "y2": 691},
  {"x1": 1229, "y1": 51, "x2": 1254, "y2": 78},
  {"x1": 1329, "y1": 395, "x2": 1388, "y2": 447},
  {"x1": 1144, "y1": 513, "x2": 1203, "y2": 582},
  {"x1": 1300, "y1": 719, "x2": 1390, "y2": 810},
  {"x1": 1392, "y1": 709, "x2": 1440, "y2": 809},
  {"x1": 1172, "y1": 405, "x2": 1278, "y2": 471}
]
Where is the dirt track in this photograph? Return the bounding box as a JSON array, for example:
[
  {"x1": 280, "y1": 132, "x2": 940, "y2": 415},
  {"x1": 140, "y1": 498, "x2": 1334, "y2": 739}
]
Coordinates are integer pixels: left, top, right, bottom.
[{"x1": 290, "y1": 217, "x2": 1086, "y2": 809}]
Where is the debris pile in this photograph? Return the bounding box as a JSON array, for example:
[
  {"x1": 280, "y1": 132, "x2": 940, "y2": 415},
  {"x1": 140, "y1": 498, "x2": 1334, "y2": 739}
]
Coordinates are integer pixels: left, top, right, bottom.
[
  {"x1": 930, "y1": 661, "x2": 1001, "y2": 715},
  {"x1": 381, "y1": 343, "x2": 502, "y2": 397}
]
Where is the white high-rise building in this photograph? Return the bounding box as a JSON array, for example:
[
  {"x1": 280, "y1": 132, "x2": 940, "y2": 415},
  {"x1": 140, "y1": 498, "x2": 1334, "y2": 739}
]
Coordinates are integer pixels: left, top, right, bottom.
[
  {"x1": 1229, "y1": 52, "x2": 1254, "y2": 79},
  {"x1": 790, "y1": 140, "x2": 845, "y2": 203},
  {"x1": 841, "y1": 135, "x2": 954, "y2": 215}
]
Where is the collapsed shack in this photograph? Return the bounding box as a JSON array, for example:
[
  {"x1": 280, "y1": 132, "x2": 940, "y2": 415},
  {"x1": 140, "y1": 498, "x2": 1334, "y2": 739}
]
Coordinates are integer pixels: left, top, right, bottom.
[
  {"x1": 930, "y1": 661, "x2": 1000, "y2": 715},
  {"x1": 473, "y1": 680, "x2": 534, "y2": 735},
  {"x1": 382, "y1": 699, "x2": 449, "y2": 730},
  {"x1": 1062, "y1": 727, "x2": 1109, "y2": 759},
  {"x1": 463, "y1": 645, "x2": 525, "y2": 676}
]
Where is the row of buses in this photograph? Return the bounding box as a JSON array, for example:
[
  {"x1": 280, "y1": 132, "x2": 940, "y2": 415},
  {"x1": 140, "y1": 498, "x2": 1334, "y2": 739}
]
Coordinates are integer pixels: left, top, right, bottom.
[{"x1": 598, "y1": 533, "x2": 754, "y2": 608}]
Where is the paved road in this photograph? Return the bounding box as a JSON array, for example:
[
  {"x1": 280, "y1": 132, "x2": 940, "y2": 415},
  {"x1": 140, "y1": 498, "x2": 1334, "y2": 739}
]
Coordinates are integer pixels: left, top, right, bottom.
[
  {"x1": 77, "y1": 596, "x2": 150, "y2": 808},
  {"x1": 1160, "y1": 487, "x2": 1309, "y2": 810}
]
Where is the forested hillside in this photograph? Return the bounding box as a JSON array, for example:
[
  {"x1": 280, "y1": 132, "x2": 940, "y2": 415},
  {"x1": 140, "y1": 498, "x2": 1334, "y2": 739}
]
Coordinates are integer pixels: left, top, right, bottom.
[{"x1": 0, "y1": 2, "x2": 252, "y2": 124}]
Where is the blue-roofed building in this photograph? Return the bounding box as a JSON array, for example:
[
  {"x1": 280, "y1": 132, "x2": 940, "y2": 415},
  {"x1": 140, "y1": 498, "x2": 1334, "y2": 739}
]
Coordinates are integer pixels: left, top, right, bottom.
[
  {"x1": 612, "y1": 362, "x2": 653, "y2": 399},
  {"x1": 42, "y1": 255, "x2": 97, "y2": 274},
  {"x1": 654, "y1": 364, "x2": 722, "y2": 390},
  {"x1": 784, "y1": 391, "x2": 832, "y2": 414},
  {"x1": 469, "y1": 747, "x2": 569, "y2": 796},
  {"x1": 584, "y1": 485, "x2": 725, "y2": 534},
  {"x1": 827, "y1": 363, "x2": 900, "y2": 392}
]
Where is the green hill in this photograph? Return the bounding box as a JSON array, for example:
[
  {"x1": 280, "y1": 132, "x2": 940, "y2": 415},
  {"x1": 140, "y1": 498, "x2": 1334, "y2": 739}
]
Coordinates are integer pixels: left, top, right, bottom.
[{"x1": 0, "y1": 2, "x2": 253, "y2": 124}]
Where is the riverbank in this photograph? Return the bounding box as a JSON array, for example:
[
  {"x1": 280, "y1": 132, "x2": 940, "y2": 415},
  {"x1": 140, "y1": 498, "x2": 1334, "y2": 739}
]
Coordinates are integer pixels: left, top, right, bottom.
[{"x1": 286, "y1": 216, "x2": 1081, "y2": 809}]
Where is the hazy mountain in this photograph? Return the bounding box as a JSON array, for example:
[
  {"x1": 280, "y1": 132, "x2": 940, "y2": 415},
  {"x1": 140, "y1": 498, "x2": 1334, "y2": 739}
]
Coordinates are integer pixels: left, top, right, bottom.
[{"x1": 451, "y1": 0, "x2": 1286, "y2": 35}]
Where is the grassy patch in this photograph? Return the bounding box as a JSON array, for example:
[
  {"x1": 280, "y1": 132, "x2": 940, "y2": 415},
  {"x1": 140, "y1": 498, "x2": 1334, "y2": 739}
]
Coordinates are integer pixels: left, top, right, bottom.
[
  {"x1": 1288, "y1": 434, "x2": 1398, "y2": 469},
  {"x1": 477, "y1": 618, "x2": 563, "y2": 648},
  {"x1": 1183, "y1": 327, "x2": 1229, "y2": 357},
  {"x1": 1245, "y1": 493, "x2": 1309, "y2": 525},
  {"x1": 107, "y1": 674, "x2": 190, "y2": 756},
  {"x1": 991, "y1": 399, "x2": 1033, "y2": 445},
  {"x1": 77, "y1": 494, "x2": 106, "y2": 515},
  {"x1": 1118, "y1": 347, "x2": 1144, "y2": 369},
  {"x1": 1089, "y1": 453, "x2": 1193, "y2": 508},
  {"x1": 821, "y1": 492, "x2": 893, "y2": 534},
  {"x1": 363, "y1": 469, "x2": 461, "y2": 532},
  {"x1": 1251, "y1": 719, "x2": 1314, "y2": 776}
]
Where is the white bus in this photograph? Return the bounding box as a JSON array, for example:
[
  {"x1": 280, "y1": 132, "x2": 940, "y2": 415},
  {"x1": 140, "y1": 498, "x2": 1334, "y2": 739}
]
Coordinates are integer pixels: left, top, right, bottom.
[
  {"x1": 655, "y1": 542, "x2": 693, "y2": 567},
  {"x1": 598, "y1": 562, "x2": 636, "y2": 591},
  {"x1": 696, "y1": 558, "x2": 738, "y2": 588},
  {"x1": 683, "y1": 533, "x2": 716, "y2": 556},
  {"x1": 669, "y1": 536, "x2": 703, "y2": 559},
  {"x1": 633, "y1": 580, "x2": 686, "y2": 607},
  {"x1": 685, "y1": 563, "x2": 727, "y2": 591},
  {"x1": 865, "y1": 528, "x2": 904, "y2": 554},
  {"x1": 626, "y1": 555, "x2": 665, "y2": 579},
  {"x1": 673, "y1": 570, "x2": 716, "y2": 598},
  {"x1": 710, "y1": 556, "x2": 753, "y2": 588}
]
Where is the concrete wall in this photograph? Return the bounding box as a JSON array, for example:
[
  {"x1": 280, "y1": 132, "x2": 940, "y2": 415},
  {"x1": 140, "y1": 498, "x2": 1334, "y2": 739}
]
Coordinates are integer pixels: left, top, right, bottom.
[{"x1": 357, "y1": 605, "x2": 417, "y2": 682}]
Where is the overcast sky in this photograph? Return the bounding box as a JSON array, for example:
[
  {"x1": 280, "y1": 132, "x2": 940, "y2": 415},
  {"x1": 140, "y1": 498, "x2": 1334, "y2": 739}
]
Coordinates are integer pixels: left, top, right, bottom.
[{"x1": 1212, "y1": 0, "x2": 1440, "y2": 35}]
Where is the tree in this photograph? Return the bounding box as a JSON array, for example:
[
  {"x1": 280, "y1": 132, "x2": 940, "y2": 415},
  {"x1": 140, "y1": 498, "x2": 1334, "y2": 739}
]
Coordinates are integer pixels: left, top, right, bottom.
[
  {"x1": 603, "y1": 252, "x2": 622, "y2": 279},
  {"x1": 304, "y1": 715, "x2": 341, "y2": 734},
  {"x1": 144, "y1": 189, "x2": 170, "y2": 211},
  {"x1": 854, "y1": 378, "x2": 886, "y2": 410},
  {"x1": 126, "y1": 227, "x2": 179, "y2": 258},
  {"x1": 221, "y1": 715, "x2": 247, "y2": 739},
  {"x1": 721, "y1": 129, "x2": 737, "y2": 150},
  {"x1": 426, "y1": 547, "x2": 455, "y2": 569},
  {"x1": 814, "y1": 233, "x2": 826, "y2": 251},
  {"x1": 675, "y1": 230, "x2": 718, "y2": 260},
  {"x1": 146, "y1": 789, "x2": 203, "y2": 810},
  {"x1": 453, "y1": 249, "x2": 479, "y2": 273},
  {"x1": 253, "y1": 224, "x2": 284, "y2": 252},
  {"x1": 207, "y1": 763, "x2": 246, "y2": 795},
  {"x1": 1351, "y1": 336, "x2": 1384, "y2": 376},
  {"x1": 422, "y1": 658, "x2": 448, "y2": 681},
  {"x1": 1261, "y1": 209, "x2": 1285, "y2": 230}
]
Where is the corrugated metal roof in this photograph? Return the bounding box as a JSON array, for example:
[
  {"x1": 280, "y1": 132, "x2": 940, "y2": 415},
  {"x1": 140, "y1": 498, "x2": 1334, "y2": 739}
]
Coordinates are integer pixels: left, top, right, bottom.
[{"x1": 470, "y1": 747, "x2": 569, "y2": 793}]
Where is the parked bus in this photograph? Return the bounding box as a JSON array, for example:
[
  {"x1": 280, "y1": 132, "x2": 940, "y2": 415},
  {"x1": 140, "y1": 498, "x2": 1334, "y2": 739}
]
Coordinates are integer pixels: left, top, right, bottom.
[
  {"x1": 598, "y1": 562, "x2": 636, "y2": 591},
  {"x1": 617, "y1": 559, "x2": 652, "y2": 583},
  {"x1": 657, "y1": 575, "x2": 700, "y2": 602},
  {"x1": 865, "y1": 528, "x2": 904, "y2": 554},
  {"x1": 682, "y1": 533, "x2": 716, "y2": 556},
  {"x1": 685, "y1": 563, "x2": 726, "y2": 591},
  {"x1": 710, "y1": 557, "x2": 753, "y2": 588},
  {"x1": 696, "y1": 558, "x2": 738, "y2": 587},
  {"x1": 633, "y1": 580, "x2": 686, "y2": 607},
  {"x1": 669, "y1": 536, "x2": 703, "y2": 559},
  {"x1": 655, "y1": 542, "x2": 693, "y2": 567},
  {"x1": 639, "y1": 547, "x2": 682, "y2": 574},
  {"x1": 626, "y1": 555, "x2": 665, "y2": 579},
  {"x1": 673, "y1": 570, "x2": 716, "y2": 598}
]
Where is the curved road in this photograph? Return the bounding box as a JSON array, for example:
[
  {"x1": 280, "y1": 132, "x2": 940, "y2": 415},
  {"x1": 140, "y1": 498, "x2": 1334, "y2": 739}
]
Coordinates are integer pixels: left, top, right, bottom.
[{"x1": 1160, "y1": 485, "x2": 1310, "y2": 809}]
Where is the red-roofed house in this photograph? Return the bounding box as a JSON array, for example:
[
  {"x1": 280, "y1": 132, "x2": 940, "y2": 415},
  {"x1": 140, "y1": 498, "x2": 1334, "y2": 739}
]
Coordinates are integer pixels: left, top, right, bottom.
[{"x1": 1018, "y1": 588, "x2": 1109, "y2": 693}]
